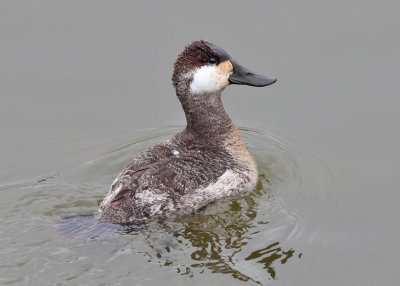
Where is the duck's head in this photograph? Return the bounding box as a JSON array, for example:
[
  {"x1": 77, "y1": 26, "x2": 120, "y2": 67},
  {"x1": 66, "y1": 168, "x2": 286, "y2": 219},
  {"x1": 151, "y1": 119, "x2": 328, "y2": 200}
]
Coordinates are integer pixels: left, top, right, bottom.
[{"x1": 172, "y1": 40, "x2": 277, "y2": 98}]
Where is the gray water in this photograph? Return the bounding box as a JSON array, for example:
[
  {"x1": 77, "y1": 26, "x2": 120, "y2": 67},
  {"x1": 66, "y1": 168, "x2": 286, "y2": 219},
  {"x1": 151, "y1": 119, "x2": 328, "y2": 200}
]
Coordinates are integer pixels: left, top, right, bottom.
[{"x1": 1, "y1": 1, "x2": 399, "y2": 285}]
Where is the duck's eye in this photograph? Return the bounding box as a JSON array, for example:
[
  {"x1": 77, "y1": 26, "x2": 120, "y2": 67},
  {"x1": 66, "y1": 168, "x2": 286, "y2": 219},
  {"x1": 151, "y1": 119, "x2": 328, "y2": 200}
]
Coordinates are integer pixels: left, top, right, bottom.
[{"x1": 209, "y1": 57, "x2": 217, "y2": 64}]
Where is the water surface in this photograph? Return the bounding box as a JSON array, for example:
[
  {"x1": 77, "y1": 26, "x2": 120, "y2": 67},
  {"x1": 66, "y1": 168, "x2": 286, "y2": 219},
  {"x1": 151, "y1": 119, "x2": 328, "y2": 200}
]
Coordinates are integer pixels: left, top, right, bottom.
[{"x1": 1, "y1": 1, "x2": 399, "y2": 285}]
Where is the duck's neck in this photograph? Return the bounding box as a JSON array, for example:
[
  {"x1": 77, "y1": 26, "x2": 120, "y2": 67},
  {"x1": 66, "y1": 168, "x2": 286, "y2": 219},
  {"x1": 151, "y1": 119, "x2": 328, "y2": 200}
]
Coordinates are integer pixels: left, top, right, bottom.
[{"x1": 179, "y1": 91, "x2": 236, "y2": 138}]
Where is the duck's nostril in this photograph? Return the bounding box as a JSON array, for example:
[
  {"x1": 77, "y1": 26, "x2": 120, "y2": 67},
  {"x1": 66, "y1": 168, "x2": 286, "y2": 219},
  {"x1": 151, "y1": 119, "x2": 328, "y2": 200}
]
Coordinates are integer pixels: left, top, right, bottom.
[{"x1": 246, "y1": 72, "x2": 254, "y2": 76}]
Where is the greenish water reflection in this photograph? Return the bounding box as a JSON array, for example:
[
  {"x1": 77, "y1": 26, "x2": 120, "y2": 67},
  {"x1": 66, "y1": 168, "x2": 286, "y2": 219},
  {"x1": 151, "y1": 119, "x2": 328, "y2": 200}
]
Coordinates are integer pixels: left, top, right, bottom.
[{"x1": 143, "y1": 173, "x2": 300, "y2": 283}]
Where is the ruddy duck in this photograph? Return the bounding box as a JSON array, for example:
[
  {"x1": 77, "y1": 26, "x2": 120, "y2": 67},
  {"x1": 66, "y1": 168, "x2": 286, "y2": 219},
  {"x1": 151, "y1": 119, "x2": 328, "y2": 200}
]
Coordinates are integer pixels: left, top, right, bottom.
[{"x1": 99, "y1": 41, "x2": 276, "y2": 224}]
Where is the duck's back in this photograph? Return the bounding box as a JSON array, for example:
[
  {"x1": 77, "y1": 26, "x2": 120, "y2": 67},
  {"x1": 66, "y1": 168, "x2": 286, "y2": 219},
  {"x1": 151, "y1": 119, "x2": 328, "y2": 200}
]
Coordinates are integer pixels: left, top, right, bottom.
[{"x1": 99, "y1": 129, "x2": 257, "y2": 224}]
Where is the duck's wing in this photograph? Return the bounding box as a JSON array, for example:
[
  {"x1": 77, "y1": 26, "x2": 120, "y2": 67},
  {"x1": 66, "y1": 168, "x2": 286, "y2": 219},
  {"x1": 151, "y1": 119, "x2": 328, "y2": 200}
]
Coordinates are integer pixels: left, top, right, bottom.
[
  {"x1": 99, "y1": 145, "x2": 237, "y2": 223},
  {"x1": 99, "y1": 143, "x2": 173, "y2": 208}
]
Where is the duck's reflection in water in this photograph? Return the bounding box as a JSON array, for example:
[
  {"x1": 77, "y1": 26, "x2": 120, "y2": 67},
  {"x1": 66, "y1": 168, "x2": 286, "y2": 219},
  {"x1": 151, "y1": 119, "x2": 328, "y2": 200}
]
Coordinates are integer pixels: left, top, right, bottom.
[{"x1": 143, "y1": 174, "x2": 300, "y2": 283}]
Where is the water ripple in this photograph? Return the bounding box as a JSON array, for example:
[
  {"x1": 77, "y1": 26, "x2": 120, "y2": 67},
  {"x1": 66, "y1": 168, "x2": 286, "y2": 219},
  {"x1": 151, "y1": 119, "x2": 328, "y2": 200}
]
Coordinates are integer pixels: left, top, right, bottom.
[{"x1": 1, "y1": 125, "x2": 361, "y2": 284}]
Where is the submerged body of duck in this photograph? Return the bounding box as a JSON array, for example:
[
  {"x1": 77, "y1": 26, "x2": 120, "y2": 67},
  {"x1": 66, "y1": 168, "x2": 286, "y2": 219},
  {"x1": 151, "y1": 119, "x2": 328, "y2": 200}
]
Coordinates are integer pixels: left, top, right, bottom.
[{"x1": 99, "y1": 41, "x2": 276, "y2": 224}]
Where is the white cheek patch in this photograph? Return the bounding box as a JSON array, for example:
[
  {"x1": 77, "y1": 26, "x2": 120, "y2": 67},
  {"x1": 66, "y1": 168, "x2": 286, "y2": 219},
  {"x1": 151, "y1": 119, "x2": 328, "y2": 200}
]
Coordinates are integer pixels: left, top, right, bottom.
[{"x1": 190, "y1": 65, "x2": 230, "y2": 94}]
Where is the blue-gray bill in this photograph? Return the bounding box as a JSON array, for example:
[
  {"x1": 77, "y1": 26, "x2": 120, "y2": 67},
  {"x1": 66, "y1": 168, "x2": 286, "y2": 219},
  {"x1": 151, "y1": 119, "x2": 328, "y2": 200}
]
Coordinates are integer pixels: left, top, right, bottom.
[{"x1": 229, "y1": 60, "x2": 277, "y2": 87}]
